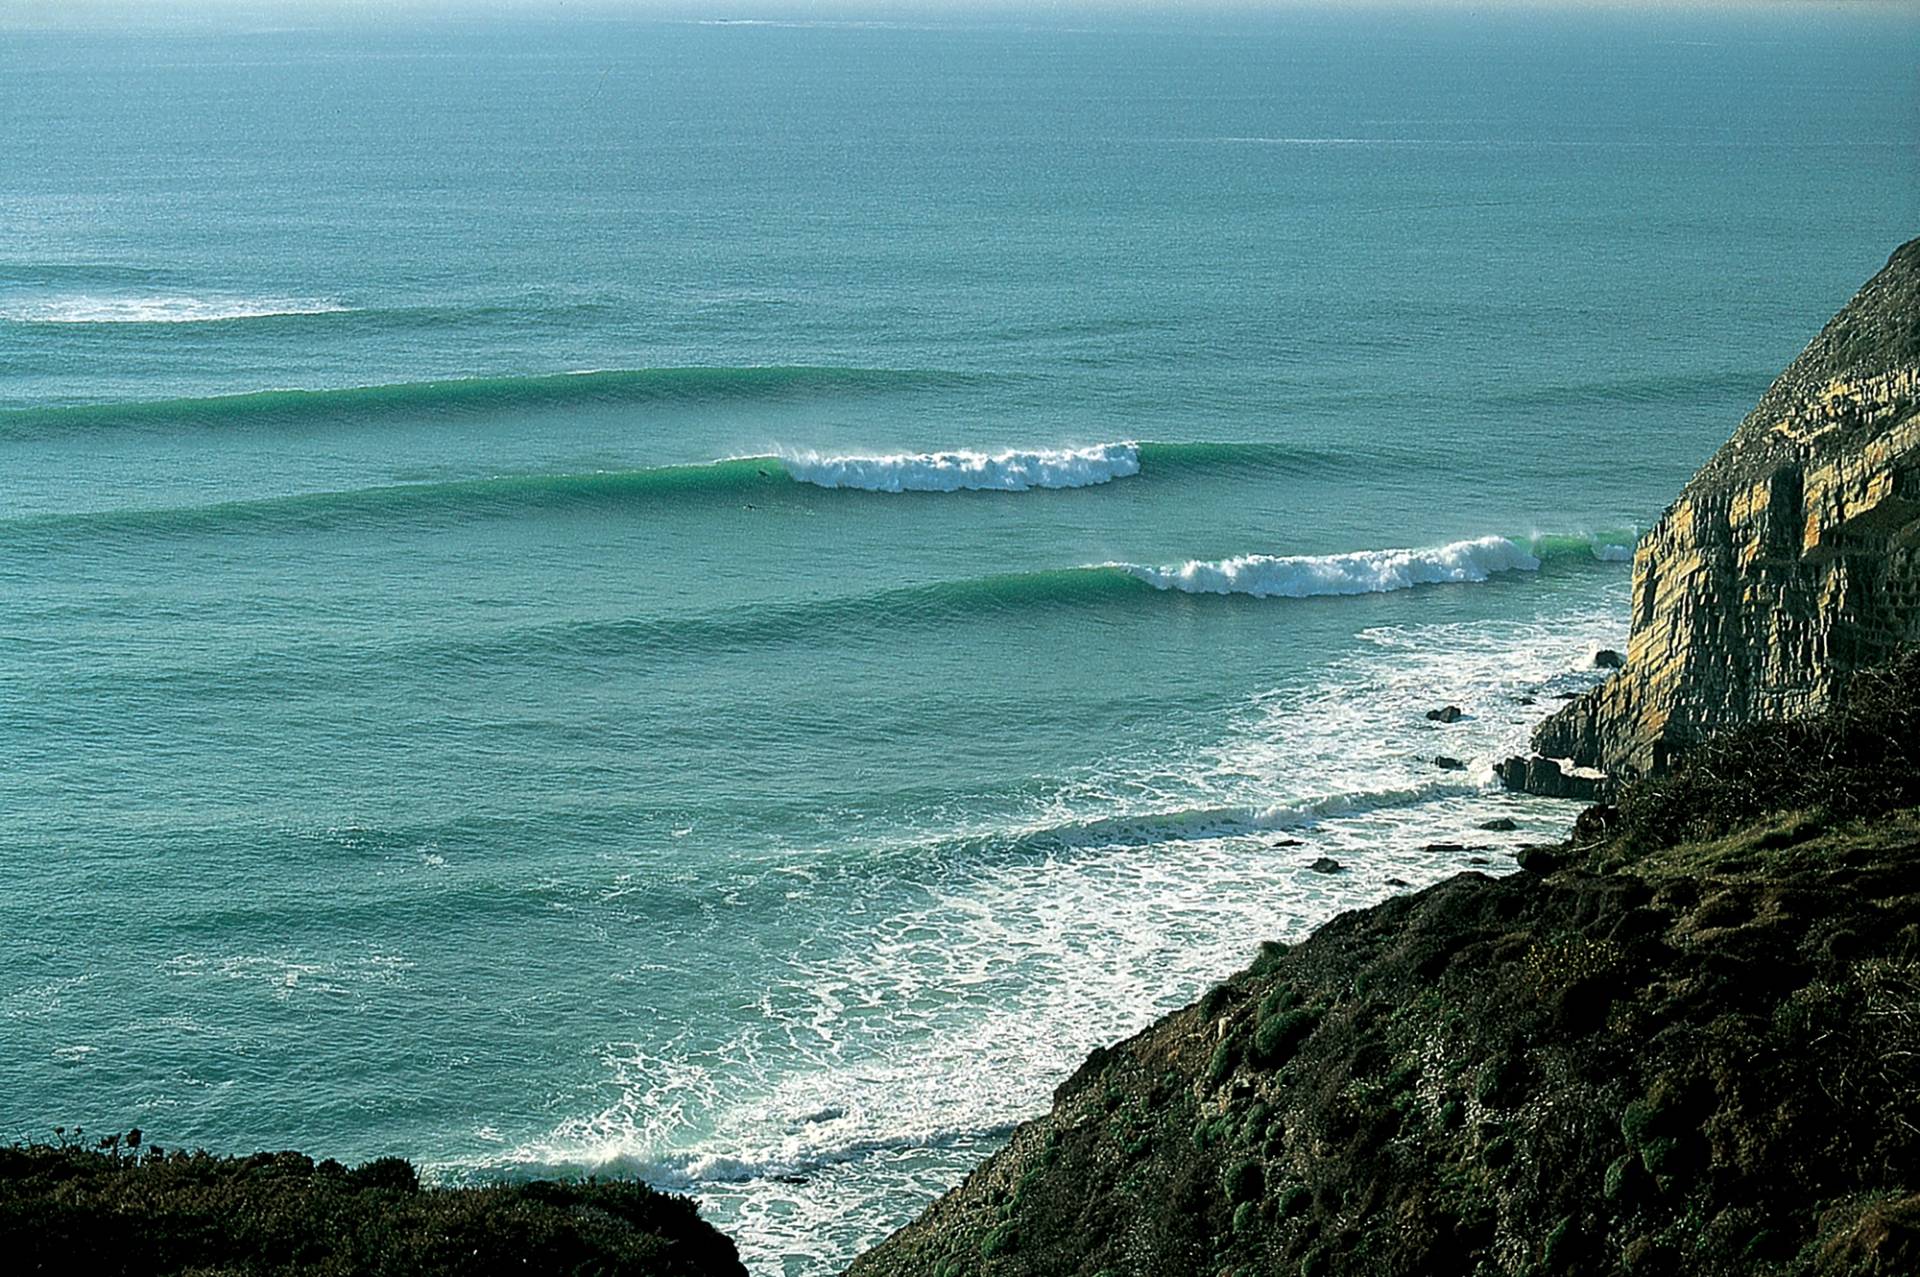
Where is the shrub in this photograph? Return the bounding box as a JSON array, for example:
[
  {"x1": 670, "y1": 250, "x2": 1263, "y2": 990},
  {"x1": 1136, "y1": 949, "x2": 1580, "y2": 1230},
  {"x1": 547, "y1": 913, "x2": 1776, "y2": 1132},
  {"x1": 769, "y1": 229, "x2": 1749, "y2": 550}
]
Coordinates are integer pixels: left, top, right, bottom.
[
  {"x1": 979, "y1": 1223, "x2": 1018, "y2": 1259},
  {"x1": 1615, "y1": 649, "x2": 1920, "y2": 848},
  {"x1": 1603, "y1": 1153, "x2": 1638, "y2": 1202},
  {"x1": 1207, "y1": 1039, "x2": 1240, "y2": 1087},
  {"x1": 1252, "y1": 1008, "x2": 1320, "y2": 1068},
  {"x1": 1260, "y1": 985, "x2": 1301, "y2": 1019},
  {"x1": 1223, "y1": 1159, "x2": 1264, "y2": 1205},
  {"x1": 1199, "y1": 983, "x2": 1232, "y2": 1019},
  {"x1": 1250, "y1": 941, "x2": 1290, "y2": 977}
]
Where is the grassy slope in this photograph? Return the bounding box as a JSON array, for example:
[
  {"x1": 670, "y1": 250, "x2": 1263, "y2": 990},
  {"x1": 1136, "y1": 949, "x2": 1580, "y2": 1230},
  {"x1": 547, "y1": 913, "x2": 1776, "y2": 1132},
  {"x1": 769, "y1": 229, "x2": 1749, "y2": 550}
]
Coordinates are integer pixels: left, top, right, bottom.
[{"x1": 847, "y1": 663, "x2": 1920, "y2": 1277}]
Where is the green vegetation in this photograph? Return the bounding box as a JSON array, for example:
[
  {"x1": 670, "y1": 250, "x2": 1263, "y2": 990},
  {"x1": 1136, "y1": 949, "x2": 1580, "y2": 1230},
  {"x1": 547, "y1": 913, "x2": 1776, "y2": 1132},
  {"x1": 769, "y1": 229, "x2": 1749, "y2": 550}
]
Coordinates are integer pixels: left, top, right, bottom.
[
  {"x1": 0, "y1": 1139, "x2": 744, "y2": 1276},
  {"x1": 1612, "y1": 651, "x2": 1920, "y2": 850}
]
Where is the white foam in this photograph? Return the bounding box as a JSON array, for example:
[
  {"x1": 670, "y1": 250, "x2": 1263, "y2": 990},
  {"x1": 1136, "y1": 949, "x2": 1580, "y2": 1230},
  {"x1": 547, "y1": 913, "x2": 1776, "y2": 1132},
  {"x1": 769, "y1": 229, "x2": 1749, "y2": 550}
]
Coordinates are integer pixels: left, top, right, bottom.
[
  {"x1": 1025, "y1": 778, "x2": 1485, "y2": 849},
  {"x1": 0, "y1": 295, "x2": 351, "y2": 324},
  {"x1": 1118, "y1": 534, "x2": 1540, "y2": 599},
  {"x1": 779, "y1": 442, "x2": 1139, "y2": 492},
  {"x1": 456, "y1": 582, "x2": 1634, "y2": 1277},
  {"x1": 1592, "y1": 542, "x2": 1635, "y2": 562}
]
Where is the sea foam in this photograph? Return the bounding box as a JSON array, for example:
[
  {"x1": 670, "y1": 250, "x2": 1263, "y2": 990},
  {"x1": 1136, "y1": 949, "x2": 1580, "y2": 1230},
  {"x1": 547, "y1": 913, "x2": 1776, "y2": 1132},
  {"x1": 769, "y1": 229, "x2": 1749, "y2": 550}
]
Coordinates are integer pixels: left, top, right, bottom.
[
  {"x1": 1117, "y1": 534, "x2": 1541, "y2": 599},
  {"x1": 0, "y1": 295, "x2": 352, "y2": 324},
  {"x1": 778, "y1": 442, "x2": 1139, "y2": 492}
]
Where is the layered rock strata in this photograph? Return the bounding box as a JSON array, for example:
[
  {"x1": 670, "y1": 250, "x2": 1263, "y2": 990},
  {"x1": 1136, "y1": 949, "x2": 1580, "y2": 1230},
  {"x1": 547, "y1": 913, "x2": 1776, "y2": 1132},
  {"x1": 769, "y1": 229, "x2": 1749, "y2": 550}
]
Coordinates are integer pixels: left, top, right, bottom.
[{"x1": 1526, "y1": 239, "x2": 1920, "y2": 783}]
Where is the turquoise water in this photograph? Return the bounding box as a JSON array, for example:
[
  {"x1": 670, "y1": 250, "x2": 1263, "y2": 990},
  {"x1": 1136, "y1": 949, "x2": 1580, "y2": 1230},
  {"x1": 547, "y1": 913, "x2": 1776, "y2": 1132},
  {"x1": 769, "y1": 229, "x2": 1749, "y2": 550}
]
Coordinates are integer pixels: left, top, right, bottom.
[{"x1": 2, "y1": 7, "x2": 1914, "y2": 1272}]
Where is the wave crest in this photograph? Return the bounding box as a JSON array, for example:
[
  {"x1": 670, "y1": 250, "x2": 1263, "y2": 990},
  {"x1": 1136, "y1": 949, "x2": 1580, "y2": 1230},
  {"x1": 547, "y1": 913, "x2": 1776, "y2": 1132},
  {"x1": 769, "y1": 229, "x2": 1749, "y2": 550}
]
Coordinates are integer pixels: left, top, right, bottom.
[
  {"x1": 779, "y1": 442, "x2": 1139, "y2": 492},
  {"x1": 0, "y1": 295, "x2": 353, "y2": 324},
  {"x1": 1116, "y1": 535, "x2": 1542, "y2": 599}
]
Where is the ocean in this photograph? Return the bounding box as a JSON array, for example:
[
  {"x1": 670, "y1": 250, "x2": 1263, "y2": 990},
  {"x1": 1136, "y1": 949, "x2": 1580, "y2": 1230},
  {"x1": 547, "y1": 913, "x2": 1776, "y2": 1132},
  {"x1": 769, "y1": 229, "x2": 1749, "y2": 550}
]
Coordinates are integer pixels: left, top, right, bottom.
[{"x1": 1, "y1": 5, "x2": 1914, "y2": 1273}]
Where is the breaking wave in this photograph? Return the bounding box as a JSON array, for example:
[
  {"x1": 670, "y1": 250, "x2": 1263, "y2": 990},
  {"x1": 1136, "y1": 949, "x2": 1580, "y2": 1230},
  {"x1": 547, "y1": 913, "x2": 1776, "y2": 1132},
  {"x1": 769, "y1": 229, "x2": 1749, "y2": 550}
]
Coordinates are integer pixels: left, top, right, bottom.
[
  {"x1": 1115, "y1": 534, "x2": 1544, "y2": 598},
  {"x1": 778, "y1": 442, "x2": 1139, "y2": 492},
  {"x1": 0, "y1": 295, "x2": 354, "y2": 324}
]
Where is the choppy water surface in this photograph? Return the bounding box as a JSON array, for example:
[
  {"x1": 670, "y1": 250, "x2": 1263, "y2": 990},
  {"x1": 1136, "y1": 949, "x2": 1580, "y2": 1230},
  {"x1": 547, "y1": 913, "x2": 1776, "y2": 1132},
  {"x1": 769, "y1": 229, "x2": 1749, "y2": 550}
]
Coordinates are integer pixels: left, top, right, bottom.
[{"x1": 2, "y1": 7, "x2": 1914, "y2": 1273}]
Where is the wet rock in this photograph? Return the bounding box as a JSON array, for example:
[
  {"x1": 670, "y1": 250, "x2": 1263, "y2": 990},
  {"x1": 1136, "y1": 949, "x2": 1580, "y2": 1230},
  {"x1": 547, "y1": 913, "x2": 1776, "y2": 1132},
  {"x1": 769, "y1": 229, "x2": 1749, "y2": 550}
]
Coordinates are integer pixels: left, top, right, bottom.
[
  {"x1": 1594, "y1": 648, "x2": 1626, "y2": 669},
  {"x1": 1514, "y1": 843, "x2": 1568, "y2": 874},
  {"x1": 1423, "y1": 842, "x2": 1466, "y2": 853},
  {"x1": 1433, "y1": 756, "x2": 1467, "y2": 771},
  {"x1": 1308, "y1": 857, "x2": 1343, "y2": 874},
  {"x1": 1495, "y1": 755, "x2": 1608, "y2": 801},
  {"x1": 1426, "y1": 705, "x2": 1464, "y2": 723},
  {"x1": 1572, "y1": 804, "x2": 1622, "y2": 842},
  {"x1": 1384, "y1": 877, "x2": 1410, "y2": 887},
  {"x1": 1479, "y1": 817, "x2": 1520, "y2": 832}
]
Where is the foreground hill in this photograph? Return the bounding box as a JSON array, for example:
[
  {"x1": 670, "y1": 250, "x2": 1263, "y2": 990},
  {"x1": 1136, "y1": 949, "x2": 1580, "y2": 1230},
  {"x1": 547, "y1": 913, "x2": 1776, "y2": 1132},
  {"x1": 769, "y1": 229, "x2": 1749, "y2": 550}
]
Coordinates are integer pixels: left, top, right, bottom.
[
  {"x1": 0, "y1": 1145, "x2": 747, "y2": 1277},
  {"x1": 847, "y1": 656, "x2": 1920, "y2": 1277}
]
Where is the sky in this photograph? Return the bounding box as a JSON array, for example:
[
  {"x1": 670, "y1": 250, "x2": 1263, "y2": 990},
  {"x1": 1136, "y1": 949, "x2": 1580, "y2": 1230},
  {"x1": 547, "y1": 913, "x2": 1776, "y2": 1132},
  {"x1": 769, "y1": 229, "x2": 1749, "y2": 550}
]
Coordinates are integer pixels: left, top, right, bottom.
[{"x1": 3, "y1": 0, "x2": 1912, "y2": 20}]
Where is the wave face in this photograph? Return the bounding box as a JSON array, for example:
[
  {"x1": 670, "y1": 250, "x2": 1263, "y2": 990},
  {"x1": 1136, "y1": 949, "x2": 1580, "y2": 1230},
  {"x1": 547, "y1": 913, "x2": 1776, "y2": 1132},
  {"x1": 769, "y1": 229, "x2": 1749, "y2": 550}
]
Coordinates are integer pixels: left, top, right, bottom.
[
  {"x1": 1116, "y1": 535, "x2": 1543, "y2": 599},
  {"x1": 0, "y1": 442, "x2": 1380, "y2": 540},
  {"x1": 0, "y1": 295, "x2": 353, "y2": 324},
  {"x1": 0, "y1": 366, "x2": 973, "y2": 438},
  {"x1": 779, "y1": 442, "x2": 1140, "y2": 492}
]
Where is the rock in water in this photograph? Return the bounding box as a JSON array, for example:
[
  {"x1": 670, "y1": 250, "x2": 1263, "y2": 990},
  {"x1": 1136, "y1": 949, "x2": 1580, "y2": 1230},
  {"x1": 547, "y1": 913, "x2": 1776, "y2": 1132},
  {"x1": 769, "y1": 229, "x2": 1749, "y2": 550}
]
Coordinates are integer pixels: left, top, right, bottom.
[
  {"x1": 1432, "y1": 755, "x2": 1467, "y2": 771},
  {"x1": 1592, "y1": 648, "x2": 1625, "y2": 669},
  {"x1": 1425, "y1": 705, "x2": 1464, "y2": 722},
  {"x1": 1479, "y1": 817, "x2": 1520, "y2": 831},
  {"x1": 1495, "y1": 755, "x2": 1607, "y2": 801},
  {"x1": 1535, "y1": 239, "x2": 1920, "y2": 780},
  {"x1": 1308, "y1": 857, "x2": 1343, "y2": 874}
]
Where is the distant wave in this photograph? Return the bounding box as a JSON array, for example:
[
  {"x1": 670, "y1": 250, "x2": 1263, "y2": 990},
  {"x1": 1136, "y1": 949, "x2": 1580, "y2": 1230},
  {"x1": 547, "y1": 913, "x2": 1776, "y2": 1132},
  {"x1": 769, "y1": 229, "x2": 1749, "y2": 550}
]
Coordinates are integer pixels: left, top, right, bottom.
[
  {"x1": 0, "y1": 262, "x2": 177, "y2": 288},
  {"x1": 1114, "y1": 535, "x2": 1542, "y2": 599},
  {"x1": 1483, "y1": 368, "x2": 1769, "y2": 409},
  {"x1": 0, "y1": 366, "x2": 977, "y2": 438},
  {"x1": 0, "y1": 295, "x2": 353, "y2": 324},
  {"x1": 776, "y1": 437, "x2": 1368, "y2": 492},
  {"x1": 0, "y1": 441, "x2": 1375, "y2": 539},
  {"x1": 36, "y1": 533, "x2": 1636, "y2": 700},
  {"x1": 779, "y1": 442, "x2": 1140, "y2": 492}
]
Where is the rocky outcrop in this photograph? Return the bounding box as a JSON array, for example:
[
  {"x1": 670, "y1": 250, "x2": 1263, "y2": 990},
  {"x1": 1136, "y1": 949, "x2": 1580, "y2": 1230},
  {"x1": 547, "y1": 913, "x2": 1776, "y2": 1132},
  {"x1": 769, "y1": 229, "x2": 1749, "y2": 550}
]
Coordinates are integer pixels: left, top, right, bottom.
[{"x1": 1526, "y1": 239, "x2": 1920, "y2": 783}]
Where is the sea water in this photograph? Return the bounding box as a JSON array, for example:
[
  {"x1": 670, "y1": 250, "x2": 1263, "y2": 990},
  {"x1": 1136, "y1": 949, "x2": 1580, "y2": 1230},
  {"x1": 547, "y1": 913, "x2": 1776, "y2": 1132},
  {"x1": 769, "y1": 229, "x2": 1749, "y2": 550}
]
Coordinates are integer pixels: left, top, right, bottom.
[{"x1": 1, "y1": 6, "x2": 1914, "y2": 1273}]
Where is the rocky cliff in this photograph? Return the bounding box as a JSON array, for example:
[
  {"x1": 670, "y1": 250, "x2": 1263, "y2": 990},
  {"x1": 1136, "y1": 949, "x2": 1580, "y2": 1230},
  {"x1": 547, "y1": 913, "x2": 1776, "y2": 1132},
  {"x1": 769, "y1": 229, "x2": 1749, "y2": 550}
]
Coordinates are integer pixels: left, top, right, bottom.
[{"x1": 1528, "y1": 238, "x2": 1920, "y2": 781}]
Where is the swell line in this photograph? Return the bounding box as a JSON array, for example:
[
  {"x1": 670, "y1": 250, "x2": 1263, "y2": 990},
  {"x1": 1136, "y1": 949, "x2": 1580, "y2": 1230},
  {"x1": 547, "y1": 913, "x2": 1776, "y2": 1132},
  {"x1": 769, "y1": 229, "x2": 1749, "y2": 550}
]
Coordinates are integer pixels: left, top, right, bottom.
[
  {"x1": 0, "y1": 441, "x2": 1382, "y2": 541},
  {"x1": 0, "y1": 365, "x2": 980, "y2": 439},
  {"x1": 28, "y1": 535, "x2": 1636, "y2": 702}
]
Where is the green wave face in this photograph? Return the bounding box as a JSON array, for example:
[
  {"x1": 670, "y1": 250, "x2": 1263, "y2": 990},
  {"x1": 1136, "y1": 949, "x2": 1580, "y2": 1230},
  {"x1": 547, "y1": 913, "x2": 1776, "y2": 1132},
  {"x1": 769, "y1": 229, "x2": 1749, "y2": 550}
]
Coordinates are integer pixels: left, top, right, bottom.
[{"x1": 0, "y1": 366, "x2": 978, "y2": 438}]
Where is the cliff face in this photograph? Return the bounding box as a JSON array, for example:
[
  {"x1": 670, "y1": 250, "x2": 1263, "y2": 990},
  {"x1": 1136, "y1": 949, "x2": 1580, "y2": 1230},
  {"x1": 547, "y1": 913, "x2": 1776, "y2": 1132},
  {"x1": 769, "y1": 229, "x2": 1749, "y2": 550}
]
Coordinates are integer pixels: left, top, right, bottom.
[{"x1": 1533, "y1": 239, "x2": 1920, "y2": 779}]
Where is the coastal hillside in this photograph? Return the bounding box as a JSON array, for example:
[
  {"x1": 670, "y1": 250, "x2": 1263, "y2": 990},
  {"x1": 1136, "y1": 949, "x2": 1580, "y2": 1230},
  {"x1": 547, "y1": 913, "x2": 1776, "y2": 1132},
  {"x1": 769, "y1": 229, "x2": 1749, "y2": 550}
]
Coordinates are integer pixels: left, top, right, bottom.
[
  {"x1": 846, "y1": 653, "x2": 1920, "y2": 1277},
  {"x1": 1527, "y1": 238, "x2": 1920, "y2": 783},
  {"x1": 847, "y1": 248, "x2": 1920, "y2": 1277}
]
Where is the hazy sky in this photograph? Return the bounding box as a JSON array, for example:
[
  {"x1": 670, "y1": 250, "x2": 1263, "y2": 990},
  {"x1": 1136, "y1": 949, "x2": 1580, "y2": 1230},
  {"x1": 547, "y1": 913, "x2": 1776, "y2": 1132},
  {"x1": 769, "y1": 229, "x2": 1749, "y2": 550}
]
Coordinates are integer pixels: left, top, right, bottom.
[
  {"x1": 4, "y1": 0, "x2": 1910, "y2": 17},
  {"x1": 1, "y1": 0, "x2": 1911, "y2": 38}
]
